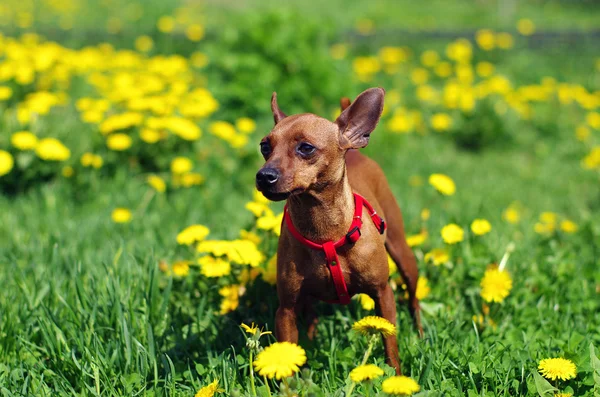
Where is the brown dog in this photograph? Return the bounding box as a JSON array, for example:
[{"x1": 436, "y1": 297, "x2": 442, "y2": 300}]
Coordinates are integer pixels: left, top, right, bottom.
[{"x1": 255, "y1": 87, "x2": 422, "y2": 374}]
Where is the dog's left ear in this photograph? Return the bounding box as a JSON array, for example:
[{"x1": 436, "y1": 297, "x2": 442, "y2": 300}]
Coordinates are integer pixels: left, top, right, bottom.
[
  {"x1": 271, "y1": 92, "x2": 287, "y2": 124},
  {"x1": 336, "y1": 87, "x2": 384, "y2": 149}
]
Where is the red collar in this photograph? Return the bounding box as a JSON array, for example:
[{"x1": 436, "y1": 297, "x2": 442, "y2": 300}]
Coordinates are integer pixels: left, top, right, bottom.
[{"x1": 282, "y1": 193, "x2": 386, "y2": 305}]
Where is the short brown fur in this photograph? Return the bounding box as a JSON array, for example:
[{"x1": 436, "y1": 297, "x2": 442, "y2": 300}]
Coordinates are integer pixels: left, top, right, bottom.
[{"x1": 256, "y1": 87, "x2": 422, "y2": 374}]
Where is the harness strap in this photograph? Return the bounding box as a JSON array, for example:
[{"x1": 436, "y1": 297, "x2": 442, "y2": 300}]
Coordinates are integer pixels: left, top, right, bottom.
[{"x1": 282, "y1": 193, "x2": 386, "y2": 305}]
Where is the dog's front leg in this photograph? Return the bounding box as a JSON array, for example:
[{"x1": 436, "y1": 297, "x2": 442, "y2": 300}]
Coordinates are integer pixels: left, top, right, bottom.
[
  {"x1": 275, "y1": 305, "x2": 299, "y2": 343},
  {"x1": 375, "y1": 283, "x2": 402, "y2": 374}
]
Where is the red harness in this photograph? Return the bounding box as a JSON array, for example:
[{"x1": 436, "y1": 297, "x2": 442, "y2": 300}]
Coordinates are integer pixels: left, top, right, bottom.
[{"x1": 282, "y1": 193, "x2": 386, "y2": 305}]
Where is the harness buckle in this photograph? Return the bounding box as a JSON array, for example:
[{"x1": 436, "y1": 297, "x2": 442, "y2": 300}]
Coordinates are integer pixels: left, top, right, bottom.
[{"x1": 346, "y1": 226, "x2": 361, "y2": 244}]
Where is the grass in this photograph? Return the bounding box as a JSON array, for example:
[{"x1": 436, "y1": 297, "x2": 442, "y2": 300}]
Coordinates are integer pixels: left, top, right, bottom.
[{"x1": 1, "y1": 0, "x2": 600, "y2": 396}]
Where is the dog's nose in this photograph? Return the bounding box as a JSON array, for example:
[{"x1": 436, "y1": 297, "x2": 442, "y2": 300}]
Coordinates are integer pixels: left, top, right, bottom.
[{"x1": 256, "y1": 167, "x2": 280, "y2": 189}]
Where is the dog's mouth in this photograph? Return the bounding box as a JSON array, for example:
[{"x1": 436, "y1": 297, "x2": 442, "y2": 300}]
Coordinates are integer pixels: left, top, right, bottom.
[{"x1": 260, "y1": 188, "x2": 304, "y2": 202}]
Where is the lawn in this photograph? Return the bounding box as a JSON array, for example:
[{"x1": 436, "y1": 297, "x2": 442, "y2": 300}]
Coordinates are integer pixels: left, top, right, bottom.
[{"x1": 0, "y1": 0, "x2": 599, "y2": 396}]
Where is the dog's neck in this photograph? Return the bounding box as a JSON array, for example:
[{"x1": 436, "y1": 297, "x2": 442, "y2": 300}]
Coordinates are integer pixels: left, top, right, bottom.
[{"x1": 286, "y1": 168, "x2": 354, "y2": 243}]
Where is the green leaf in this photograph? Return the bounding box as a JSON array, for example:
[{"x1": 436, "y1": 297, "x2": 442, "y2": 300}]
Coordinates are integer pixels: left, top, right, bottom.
[
  {"x1": 532, "y1": 370, "x2": 557, "y2": 397},
  {"x1": 590, "y1": 343, "x2": 600, "y2": 396}
]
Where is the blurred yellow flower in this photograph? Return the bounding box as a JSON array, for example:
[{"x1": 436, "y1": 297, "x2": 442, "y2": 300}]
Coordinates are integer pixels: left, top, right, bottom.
[
  {"x1": 140, "y1": 129, "x2": 162, "y2": 144},
  {"x1": 416, "y1": 276, "x2": 430, "y2": 300},
  {"x1": 517, "y1": 18, "x2": 535, "y2": 36},
  {"x1": 261, "y1": 254, "x2": 278, "y2": 285},
  {"x1": 441, "y1": 223, "x2": 464, "y2": 244},
  {"x1": 502, "y1": 205, "x2": 521, "y2": 224},
  {"x1": 406, "y1": 230, "x2": 428, "y2": 247},
  {"x1": 157, "y1": 16, "x2": 175, "y2": 33},
  {"x1": 166, "y1": 117, "x2": 201, "y2": 141},
  {"x1": 198, "y1": 256, "x2": 231, "y2": 278},
  {"x1": 421, "y1": 208, "x2": 430, "y2": 221},
  {"x1": 379, "y1": 47, "x2": 407, "y2": 65},
  {"x1": 587, "y1": 112, "x2": 600, "y2": 129},
  {"x1": 219, "y1": 284, "x2": 241, "y2": 314},
  {"x1": 330, "y1": 43, "x2": 348, "y2": 60},
  {"x1": 62, "y1": 166, "x2": 74, "y2": 178},
  {"x1": 424, "y1": 248, "x2": 449, "y2": 266},
  {"x1": 177, "y1": 224, "x2": 210, "y2": 245},
  {"x1": 480, "y1": 265, "x2": 512, "y2": 303},
  {"x1": 246, "y1": 201, "x2": 271, "y2": 217},
  {"x1": 356, "y1": 293, "x2": 375, "y2": 310},
  {"x1": 475, "y1": 61, "x2": 495, "y2": 77},
  {"x1": 428, "y1": 173, "x2": 456, "y2": 196},
  {"x1": 0, "y1": 150, "x2": 15, "y2": 177},
  {"x1": 254, "y1": 342, "x2": 307, "y2": 379},
  {"x1": 209, "y1": 121, "x2": 237, "y2": 140},
  {"x1": 35, "y1": 138, "x2": 71, "y2": 161},
  {"x1": 382, "y1": 375, "x2": 420, "y2": 395},
  {"x1": 471, "y1": 219, "x2": 492, "y2": 236},
  {"x1": 191, "y1": 51, "x2": 209, "y2": 68},
  {"x1": 106, "y1": 133, "x2": 132, "y2": 151},
  {"x1": 356, "y1": 18, "x2": 375, "y2": 35},
  {"x1": 434, "y1": 62, "x2": 453, "y2": 78},
  {"x1": 134, "y1": 35, "x2": 153, "y2": 52},
  {"x1": 111, "y1": 208, "x2": 132, "y2": 223},
  {"x1": 257, "y1": 212, "x2": 283, "y2": 236},
  {"x1": 349, "y1": 364, "x2": 384, "y2": 383},
  {"x1": 171, "y1": 157, "x2": 193, "y2": 174},
  {"x1": 538, "y1": 358, "x2": 576, "y2": 381},
  {"x1": 178, "y1": 172, "x2": 205, "y2": 187},
  {"x1": 0, "y1": 86, "x2": 13, "y2": 100},
  {"x1": 172, "y1": 260, "x2": 190, "y2": 277},
  {"x1": 560, "y1": 220, "x2": 578, "y2": 233},
  {"x1": 186, "y1": 24, "x2": 205, "y2": 41},
  {"x1": 80, "y1": 152, "x2": 103, "y2": 168},
  {"x1": 410, "y1": 68, "x2": 429, "y2": 85},
  {"x1": 147, "y1": 175, "x2": 166, "y2": 193},
  {"x1": 236, "y1": 117, "x2": 256, "y2": 134},
  {"x1": 446, "y1": 39, "x2": 472, "y2": 63},
  {"x1": 475, "y1": 29, "x2": 495, "y2": 51},
  {"x1": 11, "y1": 131, "x2": 38, "y2": 150},
  {"x1": 576, "y1": 125, "x2": 590, "y2": 142},
  {"x1": 420, "y1": 50, "x2": 439, "y2": 67},
  {"x1": 430, "y1": 113, "x2": 452, "y2": 132},
  {"x1": 353, "y1": 56, "x2": 381, "y2": 80},
  {"x1": 496, "y1": 32, "x2": 515, "y2": 49}
]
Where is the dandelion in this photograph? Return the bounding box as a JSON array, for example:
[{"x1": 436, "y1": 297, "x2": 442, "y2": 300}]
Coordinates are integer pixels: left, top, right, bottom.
[
  {"x1": 560, "y1": 220, "x2": 578, "y2": 233},
  {"x1": 480, "y1": 265, "x2": 512, "y2": 303},
  {"x1": 471, "y1": 219, "x2": 492, "y2": 236},
  {"x1": 147, "y1": 175, "x2": 166, "y2": 193},
  {"x1": 134, "y1": 35, "x2": 153, "y2": 52},
  {"x1": 236, "y1": 117, "x2": 256, "y2": 134},
  {"x1": 11, "y1": 131, "x2": 38, "y2": 150},
  {"x1": 0, "y1": 150, "x2": 14, "y2": 177},
  {"x1": 171, "y1": 157, "x2": 193, "y2": 174},
  {"x1": 475, "y1": 29, "x2": 495, "y2": 51},
  {"x1": 406, "y1": 230, "x2": 427, "y2": 247},
  {"x1": 186, "y1": 24, "x2": 205, "y2": 41},
  {"x1": 352, "y1": 316, "x2": 396, "y2": 337},
  {"x1": 111, "y1": 208, "x2": 132, "y2": 223},
  {"x1": 0, "y1": 86, "x2": 13, "y2": 100},
  {"x1": 382, "y1": 375, "x2": 420, "y2": 395},
  {"x1": 441, "y1": 223, "x2": 464, "y2": 244},
  {"x1": 177, "y1": 224, "x2": 210, "y2": 245},
  {"x1": 424, "y1": 248, "x2": 449, "y2": 266},
  {"x1": 356, "y1": 294, "x2": 375, "y2": 310},
  {"x1": 517, "y1": 18, "x2": 535, "y2": 36},
  {"x1": 538, "y1": 358, "x2": 577, "y2": 381},
  {"x1": 157, "y1": 16, "x2": 175, "y2": 33},
  {"x1": 428, "y1": 173, "x2": 456, "y2": 196},
  {"x1": 430, "y1": 113, "x2": 452, "y2": 132},
  {"x1": 62, "y1": 166, "x2": 74, "y2": 178},
  {"x1": 195, "y1": 379, "x2": 220, "y2": 397},
  {"x1": 502, "y1": 206, "x2": 521, "y2": 224},
  {"x1": 330, "y1": 43, "x2": 348, "y2": 60},
  {"x1": 257, "y1": 212, "x2": 283, "y2": 236},
  {"x1": 106, "y1": 133, "x2": 132, "y2": 151},
  {"x1": 198, "y1": 256, "x2": 231, "y2": 278},
  {"x1": 253, "y1": 342, "x2": 307, "y2": 379},
  {"x1": 36, "y1": 138, "x2": 71, "y2": 161},
  {"x1": 171, "y1": 260, "x2": 190, "y2": 277},
  {"x1": 416, "y1": 277, "x2": 430, "y2": 300},
  {"x1": 219, "y1": 285, "x2": 241, "y2": 315},
  {"x1": 555, "y1": 393, "x2": 573, "y2": 397},
  {"x1": 349, "y1": 364, "x2": 384, "y2": 382}
]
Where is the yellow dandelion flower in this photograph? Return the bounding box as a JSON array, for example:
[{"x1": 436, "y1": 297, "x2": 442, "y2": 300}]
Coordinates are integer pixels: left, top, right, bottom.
[
  {"x1": 176, "y1": 224, "x2": 210, "y2": 245},
  {"x1": 11, "y1": 131, "x2": 38, "y2": 150},
  {"x1": 219, "y1": 284, "x2": 241, "y2": 315},
  {"x1": 406, "y1": 230, "x2": 428, "y2": 247},
  {"x1": 560, "y1": 220, "x2": 577, "y2": 233},
  {"x1": 555, "y1": 393, "x2": 572, "y2": 397},
  {"x1": 538, "y1": 358, "x2": 577, "y2": 381},
  {"x1": 0, "y1": 86, "x2": 13, "y2": 100},
  {"x1": 382, "y1": 375, "x2": 420, "y2": 395},
  {"x1": 171, "y1": 157, "x2": 193, "y2": 174},
  {"x1": 240, "y1": 230, "x2": 262, "y2": 245},
  {"x1": 441, "y1": 223, "x2": 464, "y2": 244},
  {"x1": 241, "y1": 322, "x2": 272, "y2": 337},
  {"x1": 416, "y1": 276, "x2": 430, "y2": 300},
  {"x1": 356, "y1": 294, "x2": 375, "y2": 310},
  {"x1": 236, "y1": 117, "x2": 256, "y2": 134},
  {"x1": 517, "y1": 18, "x2": 535, "y2": 36},
  {"x1": 198, "y1": 256, "x2": 231, "y2": 278},
  {"x1": 502, "y1": 206, "x2": 521, "y2": 224},
  {"x1": 430, "y1": 113, "x2": 452, "y2": 132},
  {"x1": 194, "y1": 379, "x2": 220, "y2": 397},
  {"x1": 111, "y1": 208, "x2": 132, "y2": 224},
  {"x1": 471, "y1": 219, "x2": 492, "y2": 236},
  {"x1": 36, "y1": 138, "x2": 71, "y2": 161},
  {"x1": 330, "y1": 43, "x2": 347, "y2": 60},
  {"x1": 134, "y1": 35, "x2": 153, "y2": 52},
  {"x1": 421, "y1": 208, "x2": 430, "y2": 221},
  {"x1": 261, "y1": 254, "x2": 277, "y2": 285},
  {"x1": 352, "y1": 316, "x2": 397, "y2": 337},
  {"x1": 147, "y1": 175, "x2": 166, "y2": 193},
  {"x1": 0, "y1": 150, "x2": 15, "y2": 177},
  {"x1": 186, "y1": 24, "x2": 205, "y2": 42},
  {"x1": 425, "y1": 248, "x2": 449, "y2": 266},
  {"x1": 257, "y1": 212, "x2": 283, "y2": 236},
  {"x1": 106, "y1": 133, "x2": 132, "y2": 151},
  {"x1": 171, "y1": 260, "x2": 190, "y2": 277},
  {"x1": 480, "y1": 266, "x2": 512, "y2": 303},
  {"x1": 62, "y1": 166, "x2": 74, "y2": 178},
  {"x1": 349, "y1": 364, "x2": 384, "y2": 383},
  {"x1": 475, "y1": 29, "x2": 496, "y2": 51},
  {"x1": 496, "y1": 32, "x2": 514, "y2": 49},
  {"x1": 157, "y1": 16, "x2": 175, "y2": 33},
  {"x1": 428, "y1": 173, "x2": 456, "y2": 196},
  {"x1": 253, "y1": 342, "x2": 307, "y2": 380}
]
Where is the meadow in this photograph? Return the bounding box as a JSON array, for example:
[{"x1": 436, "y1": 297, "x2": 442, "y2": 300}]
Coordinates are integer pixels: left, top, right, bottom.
[{"x1": 0, "y1": 0, "x2": 599, "y2": 396}]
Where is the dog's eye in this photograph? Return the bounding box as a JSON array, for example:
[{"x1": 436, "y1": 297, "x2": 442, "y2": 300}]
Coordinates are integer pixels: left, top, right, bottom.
[
  {"x1": 297, "y1": 142, "x2": 316, "y2": 157},
  {"x1": 260, "y1": 142, "x2": 272, "y2": 157}
]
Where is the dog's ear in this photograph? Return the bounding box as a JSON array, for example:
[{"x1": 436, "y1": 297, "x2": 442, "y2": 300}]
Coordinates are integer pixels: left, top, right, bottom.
[
  {"x1": 340, "y1": 97, "x2": 351, "y2": 111},
  {"x1": 271, "y1": 92, "x2": 287, "y2": 124},
  {"x1": 336, "y1": 87, "x2": 384, "y2": 149}
]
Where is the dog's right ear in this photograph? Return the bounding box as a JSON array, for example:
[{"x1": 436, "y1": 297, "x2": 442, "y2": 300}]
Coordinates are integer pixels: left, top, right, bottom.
[
  {"x1": 271, "y1": 92, "x2": 287, "y2": 124},
  {"x1": 340, "y1": 97, "x2": 351, "y2": 111},
  {"x1": 336, "y1": 87, "x2": 385, "y2": 149}
]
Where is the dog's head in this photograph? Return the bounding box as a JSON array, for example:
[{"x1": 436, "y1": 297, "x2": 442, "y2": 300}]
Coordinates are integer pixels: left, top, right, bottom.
[{"x1": 255, "y1": 87, "x2": 385, "y2": 201}]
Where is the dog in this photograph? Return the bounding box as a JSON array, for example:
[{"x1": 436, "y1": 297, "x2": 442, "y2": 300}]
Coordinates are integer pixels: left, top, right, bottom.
[{"x1": 255, "y1": 87, "x2": 422, "y2": 374}]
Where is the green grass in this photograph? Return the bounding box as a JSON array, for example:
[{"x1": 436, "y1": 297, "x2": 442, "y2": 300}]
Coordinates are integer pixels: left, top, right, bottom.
[{"x1": 1, "y1": 0, "x2": 600, "y2": 396}]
